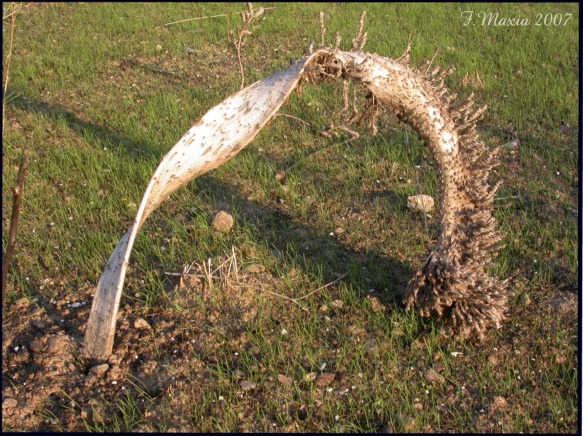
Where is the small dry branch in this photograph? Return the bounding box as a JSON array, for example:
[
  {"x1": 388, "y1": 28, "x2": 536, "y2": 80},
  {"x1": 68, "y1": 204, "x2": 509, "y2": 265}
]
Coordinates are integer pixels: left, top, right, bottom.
[
  {"x1": 156, "y1": 6, "x2": 275, "y2": 29},
  {"x1": 3, "y1": 2, "x2": 18, "y2": 124},
  {"x1": 2, "y1": 156, "x2": 28, "y2": 306},
  {"x1": 229, "y1": 2, "x2": 265, "y2": 90}
]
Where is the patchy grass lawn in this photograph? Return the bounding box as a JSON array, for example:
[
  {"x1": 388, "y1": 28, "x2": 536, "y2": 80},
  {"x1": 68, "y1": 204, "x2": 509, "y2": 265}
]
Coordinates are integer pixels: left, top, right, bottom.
[{"x1": 2, "y1": 2, "x2": 579, "y2": 432}]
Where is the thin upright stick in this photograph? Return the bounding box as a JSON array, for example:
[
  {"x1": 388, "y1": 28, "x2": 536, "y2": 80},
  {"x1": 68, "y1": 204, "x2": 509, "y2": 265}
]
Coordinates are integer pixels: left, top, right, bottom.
[
  {"x1": 2, "y1": 157, "x2": 28, "y2": 306},
  {"x1": 3, "y1": 2, "x2": 17, "y2": 125}
]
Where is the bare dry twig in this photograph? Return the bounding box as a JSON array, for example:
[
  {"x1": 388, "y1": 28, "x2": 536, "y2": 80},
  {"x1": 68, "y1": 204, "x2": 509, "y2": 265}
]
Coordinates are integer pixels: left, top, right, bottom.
[
  {"x1": 165, "y1": 251, "x2": 348, "y2": 313},
  {"x1": 229, "y1": 3, "x2": 266, "y2": 90},
  {"x1": 3, "y1": 2, "x2": 18, "y2": 125},
  {"x1": 2, "y1": 3, "x2": 27, "y2": 308},
  {"x1": 2, "y1": 156, "x2": 28, "y2": 306},
  {"x1": 155, "y1": 5, "x2": 275, "y2": 29}
]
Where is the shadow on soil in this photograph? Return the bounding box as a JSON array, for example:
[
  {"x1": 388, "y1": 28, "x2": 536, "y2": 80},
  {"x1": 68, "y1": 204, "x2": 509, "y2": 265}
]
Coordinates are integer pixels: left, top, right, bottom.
[
  {"x1": 8, "y1": 92, "x2": 416, "y2": 306},
  {"x1": 4, "y1": 94, "x2": 421, "y2": 431}
]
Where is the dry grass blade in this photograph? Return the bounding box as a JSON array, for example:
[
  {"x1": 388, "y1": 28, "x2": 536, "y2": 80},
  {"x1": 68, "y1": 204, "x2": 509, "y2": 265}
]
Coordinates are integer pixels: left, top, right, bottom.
[{"x1": 155, "y1": 6, "x2": 275, "y2": 29}]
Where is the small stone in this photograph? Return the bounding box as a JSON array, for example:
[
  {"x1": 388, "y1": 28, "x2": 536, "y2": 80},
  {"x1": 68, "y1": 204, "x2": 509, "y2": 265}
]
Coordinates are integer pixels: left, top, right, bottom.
[
  {"x1": 46, "y1": 336, "x2": 59, "y2": 353},
  {"x1": 304, "y1": 372, "x2": 318, "y2": 382},
  {"x1": 315, "y1": 372, "x2": 336, "y2": 388},
  {"x1": 31, "y1": 320, "x2": 47, "y2": 330},
  {"x1": 244, "y1": 263, "x2": 265, "y2": 274},
  {"x1": 425, "y1": 368, "x2": 445, "y2": 386},
  {"x1": 407, "y1": 194, "x2": 434, "y2": 213},
  {"x1": 239, "y1": 380, "x2": 257, "y2": 391},
  {"x1": 29, "y1": 339, "x2": 44, "y2": 353},
  {"x1": 331, "y1": 299, "x2": 344, "y2": 309},
  {"x1": 134, "y1": 318, "x2": 152, "y2": 330},
  {"x1": 347, "y1": 324, "x2": 367, "y2": 336},
  {"x1": 501, "y1": 138, "x2": 520, "y2": 151},
  {"x1": 492, "y1": 396, "x2": 508, "y2": 410},
  {"x1": 368, "y1": 296, "x2": 386, "y2": 313},
  {"x1": 89, "y1": 363, "x2": 110, "y2": 378},
  {"x1": 277, "y1": 374, "x2": 293, "y2": 386},
  {"x1": 433, "y1": 351, "x2": 441, "y2": 362},
  {"x1": 212, "y1": 211, "x2": 234, "y2": 233}
]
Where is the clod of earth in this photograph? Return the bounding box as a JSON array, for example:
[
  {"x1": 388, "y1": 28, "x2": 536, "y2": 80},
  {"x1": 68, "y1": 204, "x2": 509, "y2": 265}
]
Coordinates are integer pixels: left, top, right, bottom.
[
  {"x1": 315, "y1": 372, "x2": 336, "y2": 388},
  {"x1": 83, "y1": 18, "x2": 506, "y2": 361}
]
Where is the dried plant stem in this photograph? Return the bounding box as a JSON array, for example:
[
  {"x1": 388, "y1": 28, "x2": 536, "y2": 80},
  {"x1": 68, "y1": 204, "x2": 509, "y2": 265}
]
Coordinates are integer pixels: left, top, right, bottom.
[
  {"x1": 155, "y1": 6, "x2": 275, "y2": 29},
  {"x1": 231, "y1": 3, "x2": 265, "y2": 90},
  {"x1": 253, "y1": 272, "x2": 348, "y2": 312},
  {"x1": 294, "y1": 272, "x2": 348, "y2": 301},
  {"x1": 2, "y1": 156, "x2": 28, "y2": 306},
  {"x1": 277, "y1": 134, "x2": 358, "y2": 182},
  {"x1": 274, "y1": 113, "x2": 333, "y2": 139},
  {"x1": 3, "y1": 2, "x2": 17, "y2": 125}
]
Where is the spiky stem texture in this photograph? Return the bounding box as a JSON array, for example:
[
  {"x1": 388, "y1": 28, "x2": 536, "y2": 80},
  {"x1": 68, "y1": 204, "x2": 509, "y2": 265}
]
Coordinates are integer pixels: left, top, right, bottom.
[{"x1": 322, "y1": 49, "x2": 507, "y2": 339}]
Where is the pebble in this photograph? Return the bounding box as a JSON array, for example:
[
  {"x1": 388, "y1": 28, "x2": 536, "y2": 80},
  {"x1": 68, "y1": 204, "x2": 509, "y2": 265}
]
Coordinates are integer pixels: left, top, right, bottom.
[
  {"x1": 331, "y1": 300, "x2": 344, "y2": 309},
  {"x1": 407, "y1": 194, "x2": 434, "y2": 213},
  {"x1": 29, "y1": 339, "x2": 44, "y2": 353},
  {"x1": 425, "y1": 368, "x2": 445, "y2": 386},
  {"x1": 304, "y1": 372, "x2": 318, "y2": 382},
  {"x1": 89, "y1": 364, "x2": 110, "y2": 378},
  {"x1": 239, "y1": 380, "x2": 257, "y2": 391},
  {"x1": 134, "y1": 318, "x2": 152, "y2": 330},
  {"x1": 501, "y1": 138, "x2": 520, "y2": 151},
  {"x1": 492, "y1": 396, "x2": 508, "y2": 410},
  {"x1": 31, "y1": 320, "x2": 47, "y2": 330},
  {"x1": 46, "y1": 336, "x2": 59, "y2": 353},
  {"x1": 212, "y1": 211, "x2": 234, "y2": 233},
  {"x1": 368, "y1": 296, "x2": 386, "y2": 313},
  {"x1": 244, "y1": 263, "x2": 265, "y2": 274},
  {"x1": 315, "y1": 372, "x2": 336, "y2": 388},
  {"x1": 277, "y1": 374, "x2": 293, "y2": 386}
]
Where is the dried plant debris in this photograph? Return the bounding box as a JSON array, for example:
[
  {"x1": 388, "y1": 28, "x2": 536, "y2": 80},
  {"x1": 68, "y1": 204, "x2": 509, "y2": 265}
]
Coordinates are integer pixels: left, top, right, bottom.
[{"x1": 85, "y1": 14, "x2": 505, "y2": 360}]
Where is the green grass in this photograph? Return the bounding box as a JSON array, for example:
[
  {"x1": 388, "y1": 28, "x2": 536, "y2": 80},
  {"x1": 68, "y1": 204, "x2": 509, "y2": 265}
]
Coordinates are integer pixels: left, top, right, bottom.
[{"x1": 2, "y1": 2, "x2": 579, "y2": 433}]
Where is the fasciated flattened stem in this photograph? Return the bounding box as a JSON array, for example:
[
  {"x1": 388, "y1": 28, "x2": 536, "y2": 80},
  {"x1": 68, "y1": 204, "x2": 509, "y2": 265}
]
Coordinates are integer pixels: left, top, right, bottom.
[{"x1": 329, "y1": 49, "x2": 507, "y2": 339}]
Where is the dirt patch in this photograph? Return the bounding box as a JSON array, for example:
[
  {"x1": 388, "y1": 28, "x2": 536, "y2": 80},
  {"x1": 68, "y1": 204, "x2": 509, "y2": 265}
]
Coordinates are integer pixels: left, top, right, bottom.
[{"x1": 1, "y1": 253, "x2": 280, "y2": 432}]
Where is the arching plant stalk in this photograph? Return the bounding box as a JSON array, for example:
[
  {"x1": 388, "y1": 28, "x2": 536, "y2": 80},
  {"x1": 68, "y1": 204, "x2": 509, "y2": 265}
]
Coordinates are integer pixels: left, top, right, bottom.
[{"x1": 84, "y1": 23, "x2": 506, "y2": 361}]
